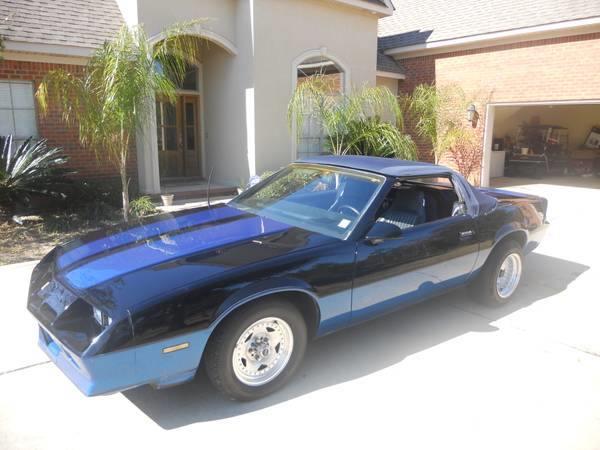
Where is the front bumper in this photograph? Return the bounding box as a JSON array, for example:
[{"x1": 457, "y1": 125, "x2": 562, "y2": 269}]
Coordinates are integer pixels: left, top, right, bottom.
[{"x1": 38, "y1": 325, "x2": 211, "y2": 396}]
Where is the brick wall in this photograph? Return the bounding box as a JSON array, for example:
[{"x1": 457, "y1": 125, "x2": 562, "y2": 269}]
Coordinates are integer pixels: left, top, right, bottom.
[
  {"x1": 0, "y1": 59, "x2": 137, "y2": 180},
  {"x1": 397, "y1": 32, "x2": 600, "y2": 172}
]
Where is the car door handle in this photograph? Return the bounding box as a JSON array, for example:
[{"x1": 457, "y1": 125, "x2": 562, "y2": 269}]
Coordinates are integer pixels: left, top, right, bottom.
[{"x1": 459, "y1": 230, "x2": 475, "y2": 240}]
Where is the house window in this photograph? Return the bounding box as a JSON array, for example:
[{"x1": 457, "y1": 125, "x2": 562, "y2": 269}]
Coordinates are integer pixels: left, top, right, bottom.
[
  {"x1": 0, "y1": 80, "x2": 38, "y2": 149},
  {"x1": 154, "y1": 59, "x2": 198, "y2": 91},
  {"x1": 295, "y1": 56, "x2": 344, "y2": 159}
]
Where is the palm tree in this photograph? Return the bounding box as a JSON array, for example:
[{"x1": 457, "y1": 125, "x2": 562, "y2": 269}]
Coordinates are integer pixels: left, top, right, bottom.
[
  {"x1": 36, "y1": 22, "x2": 203, "y2": 221},
  {"x1": 406, "y1": 83, "x2": 475, "y2": 164},
  {"x1": 288, "y1": 75, "x2": 416, "y2": 160}
]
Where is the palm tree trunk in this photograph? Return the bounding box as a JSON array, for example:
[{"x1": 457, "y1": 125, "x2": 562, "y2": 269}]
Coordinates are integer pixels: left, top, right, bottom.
[
  {"x1": 119, "y1": 153, "x2": 129, "y2": 222},
  {"x1": 119, "y1": 126, "x2": 130, "y2": 223}
]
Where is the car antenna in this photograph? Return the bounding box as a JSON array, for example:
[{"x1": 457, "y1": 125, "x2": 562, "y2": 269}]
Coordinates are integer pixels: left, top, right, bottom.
[{"x1": 206, "y1": 167, "x2": 214, "y2": 208}]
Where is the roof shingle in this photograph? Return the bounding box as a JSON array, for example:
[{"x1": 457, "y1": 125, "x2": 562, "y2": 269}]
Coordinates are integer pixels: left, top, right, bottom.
[
  {"x1": 376, "y1": 51, "x2": 404, "y2": 74},
  {"x1": 0, "y1": 0, "x2": 123, "y2": 49},
  {"x1": 378, "y1": 0, "x2": 600, "y2": 50}
]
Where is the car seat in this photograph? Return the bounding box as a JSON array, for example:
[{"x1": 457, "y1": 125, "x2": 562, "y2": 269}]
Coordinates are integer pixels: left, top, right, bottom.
[{"x1": 377, "y1": 188, "x2": 426, "y2": 230}]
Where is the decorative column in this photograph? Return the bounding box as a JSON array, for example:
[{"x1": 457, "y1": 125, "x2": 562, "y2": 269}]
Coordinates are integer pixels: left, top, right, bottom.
[{"x1": 135, "y1": 99, "x2": 161, "y2": 194}]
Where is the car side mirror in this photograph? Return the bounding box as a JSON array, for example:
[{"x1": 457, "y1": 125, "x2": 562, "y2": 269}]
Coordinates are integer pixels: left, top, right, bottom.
[
  {"x1": 452, "y1": 201, "x2": 467, "y2": 217},
  {"x1": 365, "y1": 221, "x2": 402, "y2": 245}
]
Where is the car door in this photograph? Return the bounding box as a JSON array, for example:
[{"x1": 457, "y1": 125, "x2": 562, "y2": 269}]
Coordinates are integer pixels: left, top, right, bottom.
[{"x1": 351, "y1": 187, "x2": 479, "y2": 323}]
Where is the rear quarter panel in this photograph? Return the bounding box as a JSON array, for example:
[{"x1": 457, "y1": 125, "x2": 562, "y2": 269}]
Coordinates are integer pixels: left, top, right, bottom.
[{"x1": 473, "y1": 189, "x2": 548, "y2": 272}]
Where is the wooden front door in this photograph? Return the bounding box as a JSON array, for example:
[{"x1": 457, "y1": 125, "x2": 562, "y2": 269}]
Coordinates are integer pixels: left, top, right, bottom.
[{"x1": 156, "y1": 96, "x2": 201, "y2": 178}]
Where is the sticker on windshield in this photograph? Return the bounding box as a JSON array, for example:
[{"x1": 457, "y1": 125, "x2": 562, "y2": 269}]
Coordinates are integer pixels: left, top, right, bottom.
[{"x1": 338, "y1": 219, "x2": 351, "y2": 229}]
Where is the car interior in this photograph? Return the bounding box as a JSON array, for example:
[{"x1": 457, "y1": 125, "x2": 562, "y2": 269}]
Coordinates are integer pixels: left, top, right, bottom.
[{"x1": 375, "y1": 178, "x2": 461, "y2": 231}]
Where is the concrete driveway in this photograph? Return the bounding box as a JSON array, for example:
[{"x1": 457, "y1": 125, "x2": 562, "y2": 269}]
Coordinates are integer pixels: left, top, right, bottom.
[{"x1": 1, "y1": 178, "x2": 599, "y2": 450}]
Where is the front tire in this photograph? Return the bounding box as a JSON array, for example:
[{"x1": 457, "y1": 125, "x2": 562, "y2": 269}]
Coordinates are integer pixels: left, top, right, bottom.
[
  {"x1": 204, "y1": 300, "x2": 307, "y2": 401},
  {"x1": 470, "y1": 240, "x2": 524, "y2": 306}
]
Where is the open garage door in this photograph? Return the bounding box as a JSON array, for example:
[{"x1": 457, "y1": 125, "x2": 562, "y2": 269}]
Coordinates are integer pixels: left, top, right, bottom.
[{"x1": 482, "y1": 102, "x2": 600, "y2": 186}]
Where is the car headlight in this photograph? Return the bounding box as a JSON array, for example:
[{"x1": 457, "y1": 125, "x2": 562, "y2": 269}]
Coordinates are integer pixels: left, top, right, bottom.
[{"x1": 92, "y1": 306, "x2": 112, "y2": 327}]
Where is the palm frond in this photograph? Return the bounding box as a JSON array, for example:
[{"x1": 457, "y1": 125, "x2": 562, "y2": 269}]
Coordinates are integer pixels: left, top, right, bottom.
[
  {"x1": 288, "y1": 75, "x2": 412, "y2": 158},
  {"x1": 407, "y1": 83, "x2": 482, "y2": 164},
  {"x1": 0, "y1": 137, "x2": 75, "y2": 209}
]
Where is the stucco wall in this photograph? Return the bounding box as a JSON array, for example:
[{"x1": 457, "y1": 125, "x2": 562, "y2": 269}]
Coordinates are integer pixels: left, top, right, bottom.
[
  {"x1": 252, "y1": 0, "x2": 379, "y2": 176},
  {"x1": 375, "y1": 76, "x2": 400, "y2": 123},
  {"x1": 375, "y1": 76, "x2": 399, "y2": 95},
  {"x1": 202, "y1": 0, "x2": 255, "y2": 186},
  {"x1": 135, "y1": 0, "x2": 237, "y2": 46},
  {"x1": 125, "y1": 0, "x2": 381, "y2": 186}
]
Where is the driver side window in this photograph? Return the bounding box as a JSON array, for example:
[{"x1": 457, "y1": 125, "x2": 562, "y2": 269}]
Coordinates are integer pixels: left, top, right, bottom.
[{"x1": 375, "y1": 176, "x2": 463, "y2": 231}]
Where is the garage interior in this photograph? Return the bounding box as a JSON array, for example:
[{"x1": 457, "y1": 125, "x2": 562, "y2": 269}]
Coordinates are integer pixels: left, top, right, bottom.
[{"x1": 488, "y1": 103, "x2": 600, "y2": 183}]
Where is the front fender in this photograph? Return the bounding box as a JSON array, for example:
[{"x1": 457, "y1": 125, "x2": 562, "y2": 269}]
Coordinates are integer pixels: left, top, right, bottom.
[
  {"x1": 213, "y1": 277, "x2": 320, "y2": 327},
  {"x1": 213, "y1": 274, "x2": 353, "y2": 337}
]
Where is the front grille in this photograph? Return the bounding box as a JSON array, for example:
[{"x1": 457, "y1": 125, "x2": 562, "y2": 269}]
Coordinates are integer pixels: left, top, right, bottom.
[{"x1": 29, "y1": 271, "x2": 101, "y2": 355}]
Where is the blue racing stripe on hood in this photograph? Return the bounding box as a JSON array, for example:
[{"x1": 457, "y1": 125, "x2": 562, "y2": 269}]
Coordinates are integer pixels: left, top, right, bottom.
[
  {"x1": 57, "y1": 206, "x2": 244, "y2": 269},
  {"x1": 62, "y1": 214, "x2": 291, "y2": 289}
]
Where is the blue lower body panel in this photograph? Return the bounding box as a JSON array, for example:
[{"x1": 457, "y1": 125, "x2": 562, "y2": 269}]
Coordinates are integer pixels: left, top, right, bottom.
[{"x1": 38, "y1": 326, "x2": 211, "y2": 396}]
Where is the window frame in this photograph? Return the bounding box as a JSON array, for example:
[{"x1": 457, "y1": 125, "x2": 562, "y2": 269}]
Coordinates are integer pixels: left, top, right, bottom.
[
  {"x1": 0, "y1": 80, "x2": 39, "y2": 148},
  {"x1": 230, "y1": 163, "x2": 387, "y2": 240},
  {"x1": 291, "y1": 50, "x2": 350, "y2": 161},
  {"x1": 373, "y1": 173, "x2": 469, "y2": 233}
]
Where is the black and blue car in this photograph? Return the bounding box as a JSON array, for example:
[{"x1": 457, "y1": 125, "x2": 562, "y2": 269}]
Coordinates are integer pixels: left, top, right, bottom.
[{"x1": 28, "y1": 156, "x2": 548, "y2": 400}]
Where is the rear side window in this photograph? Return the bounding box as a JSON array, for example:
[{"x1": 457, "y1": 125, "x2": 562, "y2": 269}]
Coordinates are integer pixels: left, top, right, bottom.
[{"x1": 375, "y1": 175, "x2": 462, "y2": 230}]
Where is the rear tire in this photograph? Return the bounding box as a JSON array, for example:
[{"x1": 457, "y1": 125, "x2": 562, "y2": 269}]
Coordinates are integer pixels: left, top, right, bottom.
[
  {"x1": 204, "y1": 300, "x2": 307, "y2": 401},
  {"x1": 470, "y1": 240, "x2": 524, "y2": 306}
]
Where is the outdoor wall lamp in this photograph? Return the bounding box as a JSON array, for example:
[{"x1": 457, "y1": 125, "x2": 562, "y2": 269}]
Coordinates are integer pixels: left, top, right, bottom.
[{"x1": 467, "y1": 103, "x2": 479, "y2": 127}]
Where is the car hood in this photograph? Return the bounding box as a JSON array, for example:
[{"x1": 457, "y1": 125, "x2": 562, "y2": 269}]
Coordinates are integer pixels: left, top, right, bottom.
[{"x1": 54, "y1": 203, "x2": 336, "y2": 315}]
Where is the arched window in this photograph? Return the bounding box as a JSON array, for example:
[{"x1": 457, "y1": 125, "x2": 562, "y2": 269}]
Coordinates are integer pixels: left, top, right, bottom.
[
  {"x1": 153, "y1": 58, "x2": 198, "y2": 91},
  {"x1": 295, "y1": 55, "x2": 345, "y2": 159}
]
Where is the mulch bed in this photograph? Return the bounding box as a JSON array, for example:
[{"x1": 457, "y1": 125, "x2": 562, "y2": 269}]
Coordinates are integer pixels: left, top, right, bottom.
[{"x1": 0, "y1": 210, "x2": 121, "y2": 266}]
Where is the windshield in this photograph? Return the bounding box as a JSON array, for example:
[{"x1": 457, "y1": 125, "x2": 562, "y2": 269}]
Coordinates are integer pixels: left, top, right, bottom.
[{"x1": 230, "y1": 164, "x2": 385, "y2": 239}]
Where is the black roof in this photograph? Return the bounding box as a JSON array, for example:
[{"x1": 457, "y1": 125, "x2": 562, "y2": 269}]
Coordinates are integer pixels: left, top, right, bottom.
[{"x1": 297, "y1": 155, "x2": 452, "y2": 177}]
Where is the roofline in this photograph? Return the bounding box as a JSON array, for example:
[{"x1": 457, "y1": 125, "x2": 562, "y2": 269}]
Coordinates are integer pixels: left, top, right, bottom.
[
  {"x1": 376, "y1": 70, "x2": 405, "y2": 80},
  {"x1": 297, "y1": 156, "x2": 448, "y2": 177},
  {"x1": 332, "y1": 0, "x2": 394, "y2": 17},
  {"x1": 382, "y1": 16, "x2": 600, "y2": 58},
  {"x1": 3, "y1": 40, "x2": 95, "y2": 59},
  {"x1": 1, "y1": 50, "x2": 89, "y2": 66}
]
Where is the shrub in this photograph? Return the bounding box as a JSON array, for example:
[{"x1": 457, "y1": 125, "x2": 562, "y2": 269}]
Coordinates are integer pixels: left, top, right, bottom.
[
  {"x1": 129, "y1": 195, "x2": 157, "y2": 218},
  {"x1": 65, "y1": 179, "x2": 126, "y2": 210}
]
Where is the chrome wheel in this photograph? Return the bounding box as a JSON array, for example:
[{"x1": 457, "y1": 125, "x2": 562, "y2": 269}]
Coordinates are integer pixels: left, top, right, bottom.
[
  {"x1": 496, "y1": 253, "x2": 522, "y2": 299},
  {"x1": 232, "y1": 317, "x2": 294, "y2": 386}
]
